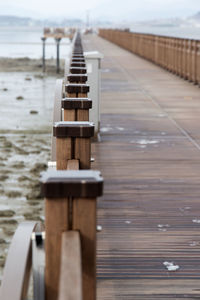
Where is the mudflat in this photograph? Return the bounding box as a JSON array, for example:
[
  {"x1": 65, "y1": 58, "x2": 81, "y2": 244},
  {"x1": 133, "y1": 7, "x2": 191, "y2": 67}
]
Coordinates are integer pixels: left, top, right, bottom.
[{"x1": 0, "y1": 60, "x2": 59, "y2": 280}]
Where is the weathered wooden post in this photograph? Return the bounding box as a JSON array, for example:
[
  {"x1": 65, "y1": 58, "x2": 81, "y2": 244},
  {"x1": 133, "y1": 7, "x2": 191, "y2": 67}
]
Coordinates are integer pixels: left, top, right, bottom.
[
  {"x1": 196, "y1": 41, "x2": 200, "y2": 85},
  {"x1": 65, "y1": 83, "x2": 89, "y2": 98},
  {"x1": 191, "y1": 40, "x2": 197, "y2": 84},
  {"x1": 71, "y1": 57, "x2": 85, "y2": 62},
  {"x1": 41, "y1": 169, "x2": 103, "y2": 300},
  {"x1": 53, "y1": 121, "x2": 94, "y2": 170},
  {"x1": 55, "y1": 38, "x2": 62, "y2": 74},
  {"x1": 41, "y1": 37, "x2": 46, "y2": 73},
  {"x1": 62, "y1": 98, "x2": 92, "y2": 121},
  {"x1": 71, "y1": 62, "x2": 86, "y2": 68},
  {"x1": 67, "y1": 74, "x2": 88, "y2": 84},
  {"x1": 70, "y1": 67, "x2": 87, "y2": 74}
]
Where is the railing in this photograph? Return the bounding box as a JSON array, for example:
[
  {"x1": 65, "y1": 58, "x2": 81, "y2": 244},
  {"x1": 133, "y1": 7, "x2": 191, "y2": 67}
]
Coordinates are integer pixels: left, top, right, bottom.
[
  {"x1": 0, "y1": 31, "x2": 103, "y2": 300},
  {"x1": 99, "y1": 29, "x2": 200, "y2": 85}
]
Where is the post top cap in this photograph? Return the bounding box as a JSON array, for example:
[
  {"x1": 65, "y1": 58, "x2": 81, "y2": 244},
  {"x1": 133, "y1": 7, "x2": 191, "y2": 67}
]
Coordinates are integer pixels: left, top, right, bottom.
[
  {"x1": 62, "y1": 98, "x2": 92, "y2": 109},
  {"x1": 67, "y1": 74, "x2": 88, "y2": 83},
  {"x1": 41, "y1": 170, "x2": 103, "y2": 198},
  {"x1": 53, "y1": 121, "x2": 94, "y2": 137},
  {"x1": 65, "y1": 84, "x2": 90, "y2": 94},
  {"x1": 70, "y1": 67, "x2": 87, "y2": 74}
]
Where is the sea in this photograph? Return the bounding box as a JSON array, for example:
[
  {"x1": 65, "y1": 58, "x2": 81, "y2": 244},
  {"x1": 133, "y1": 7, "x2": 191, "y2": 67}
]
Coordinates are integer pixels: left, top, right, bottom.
[
  {"x1": 0, "y1": 25, "x2": 200, "y2": 59},
  {"x1": 130, "y1": 24, "x2": 200, "y2": 39},
  {"x1": 0, "y1": 26, "x2": 71, "y2": 59}
]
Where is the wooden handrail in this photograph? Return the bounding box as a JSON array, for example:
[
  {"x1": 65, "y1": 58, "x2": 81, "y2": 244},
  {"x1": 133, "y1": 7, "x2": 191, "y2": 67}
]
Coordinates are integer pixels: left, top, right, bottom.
[
  {"x1": 67, "y1": 159, "x2": 79, "y2": 170},
  {"x1": 58, "y1": 231, "x2": 82, "y2": 300},
  {"x1": 44, "y1": 32, "x2": 103, "y2": 300},
  {"x1": 0, "y1": 222, "x2": 38, "y2": 300},
  {"x1": 99, "y1": 29, "x2": 200, "y2": 85}
]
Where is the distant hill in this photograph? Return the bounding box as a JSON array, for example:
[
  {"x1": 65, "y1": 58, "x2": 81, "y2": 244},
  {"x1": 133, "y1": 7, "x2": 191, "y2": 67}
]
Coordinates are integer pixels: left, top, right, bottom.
[
  {"x1": 0, "y1": 15, "x2": 83, "y2": 27},
  {"x1": 0, "y1": 15, "x2": 32, "y2": 26},
  {"x1": 189, "y1": 12, "x2": 200, "y2": 21}
]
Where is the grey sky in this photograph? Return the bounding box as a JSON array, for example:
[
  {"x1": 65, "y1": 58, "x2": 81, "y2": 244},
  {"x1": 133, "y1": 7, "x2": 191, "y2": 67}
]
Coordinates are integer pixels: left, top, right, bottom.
[{"x1": 0, "y1": 0, "x2": 199, "y2": 21}]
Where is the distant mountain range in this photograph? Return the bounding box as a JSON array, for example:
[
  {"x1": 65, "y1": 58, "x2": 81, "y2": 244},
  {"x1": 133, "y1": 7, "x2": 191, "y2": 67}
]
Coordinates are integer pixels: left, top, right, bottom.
[
  {"x1": 1, "y1": 12, "x2": 200, "y2": 28},
  {"x1": 0, "y1": 15, "x2": 84, "y2": 27},
  {"x1": 132, "y1": 12, "x2": 200, "y2": 28}
]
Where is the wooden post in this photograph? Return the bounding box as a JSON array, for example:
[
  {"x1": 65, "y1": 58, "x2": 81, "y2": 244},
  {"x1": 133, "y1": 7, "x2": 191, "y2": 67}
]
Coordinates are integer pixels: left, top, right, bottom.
[
  {"x1": 41, "y1": 37, "x2": 46, "y2": 73},
  {"x1": 196, "y1": 41, "x2": 200, "y2": 86},
  {"x1": 55, "y1": 38, "x2": 61, "y2": 74},
  {"x1": 71, "y1": 62, "x2": 86, "y2": 68},
  {"x1": 53, "y1": 121, "x2": 94, "y2": 170},
  {"x1": 65, "y1": 84, "x2": 90, "y2": 98},
  {"x1": 71, "y1": 58, "x2": 85, "y2": 63},
  {"x1": 58, "y1": 231, "x2": 82, "y2": 300},
  {"x1": 62, "y1": 98, "x2": 92, "y2": 121},
  {"x1": 41, "y1": 170, "x2": 103, "y2": 300},
  {"x1": 67, "y1": 74, "x2": 88, "y2": 84},
  {"x1": 70, "y1": 67, "x2": 87, "y2": 74}
]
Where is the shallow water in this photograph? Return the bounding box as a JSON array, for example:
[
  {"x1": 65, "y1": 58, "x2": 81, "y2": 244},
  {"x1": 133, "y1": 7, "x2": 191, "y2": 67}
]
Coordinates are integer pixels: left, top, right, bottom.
[
  {"x1": 130, "y1": 24, "x2": 200, "y2": 39},
  {"x1": 0, "y1": 26, "x2": 71, "y2": 59},
  {"x1": 0, "y1": 71, "x2": 56, "y2": 280},
  {"x1": 0, "y1": 72, "x2": 55, "y2": 131}
]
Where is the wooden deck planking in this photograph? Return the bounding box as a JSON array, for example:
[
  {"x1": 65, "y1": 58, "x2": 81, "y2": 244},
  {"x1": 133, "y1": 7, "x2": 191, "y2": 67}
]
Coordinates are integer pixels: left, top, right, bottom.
[{"x1": 83, "y1": 35, "x2": 200, "y2": 299}]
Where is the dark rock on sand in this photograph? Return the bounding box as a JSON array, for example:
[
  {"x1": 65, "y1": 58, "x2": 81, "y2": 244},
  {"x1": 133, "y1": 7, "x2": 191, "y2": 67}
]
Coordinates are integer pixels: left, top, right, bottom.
[
  {"x1": 30, "y1": 110, "x2": 38, "y2": 114},
  {"x1": 11, "y1": 161, "x2": 25, "y2": 169},
  {"x1": 18, "y1": 175, "x2": 31, "y2": 182},
  {"x1": 0, "y1": 175, "x2": 9, "y2": 181},
  {"x1": 26, "y1": 188, "x2": 41, "y2": 200},
  {"x1": 4, "y1": 140, "x2": 12, "y2": 148},
  {"x1": 30, "y1": 162, "x2": 47, "y2": 175},
  {"x1": 6, "y1": 190, "x2": 22, "y2": 198},
  {"x1": 0, "y1": 219, "x2": 18, "y2": 225},
  {"x1": 16, "y1": 96, "x2": 24, "y2": 100},
  {"x1": 0, "y1": 210, "x2": 15, "y2": 217}
]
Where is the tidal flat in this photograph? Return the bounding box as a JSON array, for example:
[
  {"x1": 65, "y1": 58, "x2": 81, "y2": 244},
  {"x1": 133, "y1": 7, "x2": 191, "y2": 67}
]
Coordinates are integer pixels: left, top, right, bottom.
[{"x1": 0, "y1": 67, "x2": 58, "y2": 279}]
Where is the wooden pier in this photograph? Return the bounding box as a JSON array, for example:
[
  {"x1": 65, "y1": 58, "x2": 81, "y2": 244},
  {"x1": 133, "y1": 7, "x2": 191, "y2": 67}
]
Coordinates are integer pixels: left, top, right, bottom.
[
  {"x1": 1, "y1": 30, "x2": 200, "y2": 300},
  {"x1": 83, "y1": 34, "x2": 200, "y2": 299}
]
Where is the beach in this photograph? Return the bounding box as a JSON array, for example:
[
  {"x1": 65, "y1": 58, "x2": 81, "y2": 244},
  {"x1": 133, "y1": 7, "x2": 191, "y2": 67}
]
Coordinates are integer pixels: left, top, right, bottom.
[{"x1": 0, "y1": 56, "x2": 66, "y2": 280}]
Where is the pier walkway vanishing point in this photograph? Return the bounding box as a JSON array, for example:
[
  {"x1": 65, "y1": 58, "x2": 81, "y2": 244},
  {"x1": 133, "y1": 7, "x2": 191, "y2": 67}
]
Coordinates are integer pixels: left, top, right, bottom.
[{"x1": 84, "y1": 35, "x2": 200, "y2": 299}]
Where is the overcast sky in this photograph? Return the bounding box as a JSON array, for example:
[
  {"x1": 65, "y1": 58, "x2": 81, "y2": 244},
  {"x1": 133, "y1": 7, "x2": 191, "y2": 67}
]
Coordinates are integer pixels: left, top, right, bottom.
[{"x1": 0, "y1": 0, "x2": 200, "y2": 21}]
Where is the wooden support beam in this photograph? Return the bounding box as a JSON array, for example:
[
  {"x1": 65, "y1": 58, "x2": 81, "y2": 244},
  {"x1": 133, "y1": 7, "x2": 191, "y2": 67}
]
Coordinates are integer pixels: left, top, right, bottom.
[
  {"x1": 41, "y1": 170, "x2": 103, "y2": 300},
  {"x1": 65, "y1": 84, "x2": 89, "y2": 99},
  {"x1": 53, "y1": 121, "x2": 94, "y2": 170},
  {"x1": 71, "y1": 58, "x2": 85, "y2": 62},
  {"x1": 67, "y1": 74, "x2": 88, "y2": 83},
  {"x1": 62, "y1": 98, "x2": 92, "y2": 121},
  {"x1": 70, "y1": 67, "x2": 87, "y2": 74},
  {"x1": 58, "y1": 231, "x2": 82, "y2": 300},
  {"x1": 67, "y1": 159, "x2": 79, "y2": 170},
  {"x1": 71, "y1": 62, "x2": 86, "y2": 68}
]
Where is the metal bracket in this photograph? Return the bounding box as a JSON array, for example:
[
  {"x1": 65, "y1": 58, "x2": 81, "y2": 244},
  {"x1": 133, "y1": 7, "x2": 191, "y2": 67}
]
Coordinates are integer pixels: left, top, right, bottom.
[{"x1": 32, "y1": 232, "x2": 45, "y2": 300}]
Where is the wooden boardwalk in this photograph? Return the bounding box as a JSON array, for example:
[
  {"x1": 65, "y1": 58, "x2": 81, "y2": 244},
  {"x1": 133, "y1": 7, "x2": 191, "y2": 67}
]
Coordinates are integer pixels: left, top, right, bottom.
[{"x1": 83, "y1": 35, "x2": 200, "y2": 299}]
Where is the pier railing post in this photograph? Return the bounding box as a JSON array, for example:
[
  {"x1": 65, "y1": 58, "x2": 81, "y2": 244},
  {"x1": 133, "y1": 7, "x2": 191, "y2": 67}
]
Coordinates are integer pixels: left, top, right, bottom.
[
  {"x1": 53, "y1": 121, "x2": 94, "y2": 170},
  {"x1": 65, "y1": 83, "x2": 90, "y2": 98},
  {"x1": 41, "y1": 170, "x2": 103, "y2": 300},
  {"x1": 62, "y1": 97, "x2": 92, "y2": 121},
  {"x1": 99, "y1": 29, "x2": 200, "y2": 86},
  {"x1": 41, "y1": 37, "x2": 46, "y2": 73},
  {"x1": 55, "y1": 38, "x2": 62, "y2": 74}
]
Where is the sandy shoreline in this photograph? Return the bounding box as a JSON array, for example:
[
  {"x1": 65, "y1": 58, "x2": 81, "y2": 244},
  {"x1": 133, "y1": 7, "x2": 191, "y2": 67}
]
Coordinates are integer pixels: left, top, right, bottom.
[
  {"x1": 0, "y1": 66, "x2": 58, "y2": 280},
  {"x1": 0, "y1": 57, "x2": 65, "y2": 74}
]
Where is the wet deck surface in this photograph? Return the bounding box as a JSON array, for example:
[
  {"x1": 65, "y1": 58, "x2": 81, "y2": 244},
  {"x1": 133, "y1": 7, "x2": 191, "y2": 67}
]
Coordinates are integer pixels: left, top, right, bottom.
[{"x1": 84, "y1": 35, "x2": 200, "y2": 299}]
